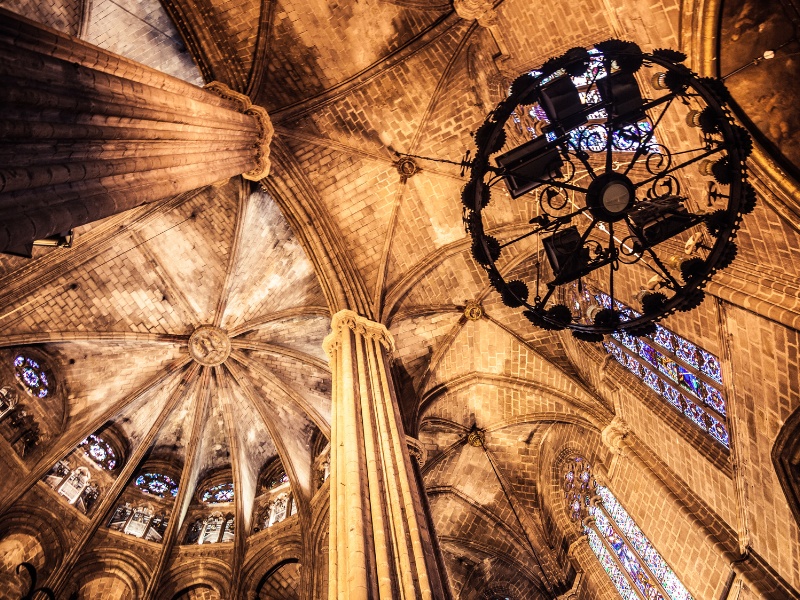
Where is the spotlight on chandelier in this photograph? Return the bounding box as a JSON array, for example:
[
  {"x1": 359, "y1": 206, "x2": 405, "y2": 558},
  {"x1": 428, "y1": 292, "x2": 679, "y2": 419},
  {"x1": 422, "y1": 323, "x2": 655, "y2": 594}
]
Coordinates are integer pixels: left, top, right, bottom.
[{"x1": 451, "y1": 39, "x2": 755, "y2": 339}]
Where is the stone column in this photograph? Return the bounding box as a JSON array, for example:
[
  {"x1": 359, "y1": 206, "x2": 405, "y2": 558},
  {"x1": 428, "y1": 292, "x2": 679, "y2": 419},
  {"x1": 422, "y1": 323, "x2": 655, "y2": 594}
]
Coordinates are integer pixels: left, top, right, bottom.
[
  {"x1": 453, "y1": 0, "x2": 510, "y2": 57},
  {"x1": 323, "y1": 310, "x2": 447, "y2": 600},
  {"x1": 0, "y1": 9, "x2": 272, "y2": 256}
]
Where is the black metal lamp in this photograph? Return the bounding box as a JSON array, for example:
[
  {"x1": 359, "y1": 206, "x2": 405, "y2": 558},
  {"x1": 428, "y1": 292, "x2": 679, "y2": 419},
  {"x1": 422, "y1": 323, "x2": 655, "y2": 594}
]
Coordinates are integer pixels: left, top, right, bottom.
[{"x1": 462, "y1": 40, "x2": 754, "y2": 337}]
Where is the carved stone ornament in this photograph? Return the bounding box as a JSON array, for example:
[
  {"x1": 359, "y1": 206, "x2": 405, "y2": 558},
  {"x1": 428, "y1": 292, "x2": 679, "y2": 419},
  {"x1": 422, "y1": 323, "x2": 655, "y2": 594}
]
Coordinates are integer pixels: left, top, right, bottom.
[
  {"x1": 467, "y1": 429, "x2": 485, "y2": 447},
  {"x1": 601, "y1": 416, "x2": 630, "y2": 456},
  {"x1": 323, "y1": 310, "x2": 396, "y2": 357},
  {"x1": 453, "y1": 0, "x2": 495, "y2": 24},
  {"x1": 203, "y1": 81, "x2": 274, "y2": 181},
  {"x1": 188, "y1": 325, "x2": 231, "y2": 366},
  {"x1": 464, "y1": 300, "x2": 484, "y2": 321},
  {"x1": 406, "y1": 436, "x2": 428, "y2": 467}
]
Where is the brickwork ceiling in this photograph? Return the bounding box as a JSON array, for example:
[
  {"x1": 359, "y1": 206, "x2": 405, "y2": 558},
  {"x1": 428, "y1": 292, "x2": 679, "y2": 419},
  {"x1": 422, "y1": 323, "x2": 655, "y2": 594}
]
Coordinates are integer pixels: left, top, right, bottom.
[{"x1": 2, "y1": 0, "x2": 800, "y2": 597}]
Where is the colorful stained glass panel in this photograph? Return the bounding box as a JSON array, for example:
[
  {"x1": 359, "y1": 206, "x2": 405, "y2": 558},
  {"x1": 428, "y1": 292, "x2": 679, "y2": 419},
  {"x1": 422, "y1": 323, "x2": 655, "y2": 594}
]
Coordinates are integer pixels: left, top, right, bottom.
[
  {"x1": 699, "y1": 349, "x2": 722, "y2": 383},
  {"x1": 135, "y1": 473, "x2": 179, "y2": 498},
  {"x1": 78, "y1": 434, "x2": 117, "y2": 470},
  {"x1": 202, "y1": 482, "x2": 234, "y2": 504},
  {"x1": 586, "y1": 527, "x2": 639, "y2": 600}
]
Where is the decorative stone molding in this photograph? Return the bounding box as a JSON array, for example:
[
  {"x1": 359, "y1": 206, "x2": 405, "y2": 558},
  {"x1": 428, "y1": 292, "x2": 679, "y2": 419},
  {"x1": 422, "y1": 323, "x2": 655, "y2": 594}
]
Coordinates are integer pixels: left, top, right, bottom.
[
  {"x1": 204, "y1": 82, "x2": 274, "y2": 181},
  {"x1": 601, "y1": 416, "x2": 630, "y2": 457},
  {"x1": 188, "y1": 325, "x2": 231, "y2": 366},
  {"x1": 406, "y1": 436, "x2": 428, "y2": 467},
  {"x1": 453, "y1": 0, "x2": 494, "y2": 24},
  {"x1": 323, "y1": 309, "x2": 395, "y2": 357},
  {"x1": 453, "y1": 0, "x2": 509, "y2": 56},
  {"x1": 467, "y1": 428, "x2": 485, "y2": 447},
  {"x1": 600, "y1": 417, "x2": 631, "y2": 454}
]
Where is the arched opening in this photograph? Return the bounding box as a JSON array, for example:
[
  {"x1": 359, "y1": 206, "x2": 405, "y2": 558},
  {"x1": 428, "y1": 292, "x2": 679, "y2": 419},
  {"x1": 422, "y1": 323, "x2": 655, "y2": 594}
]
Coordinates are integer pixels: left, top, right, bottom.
[{"x1": 255, "y1": 559, "x2": 301, "y2": 600}]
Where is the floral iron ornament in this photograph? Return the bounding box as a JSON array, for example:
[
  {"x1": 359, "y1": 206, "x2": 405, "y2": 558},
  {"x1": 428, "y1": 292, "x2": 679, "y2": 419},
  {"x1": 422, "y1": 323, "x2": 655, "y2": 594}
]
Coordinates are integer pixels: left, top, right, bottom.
[{"x1": 463, "y1": 40, "x2": 754, "y2": 338}]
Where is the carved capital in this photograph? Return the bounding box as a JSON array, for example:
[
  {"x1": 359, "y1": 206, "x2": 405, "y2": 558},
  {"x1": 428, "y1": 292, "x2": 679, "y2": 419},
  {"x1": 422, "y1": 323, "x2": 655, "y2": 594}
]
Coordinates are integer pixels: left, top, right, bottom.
[
  {"x1": 601, "y1": 416, "x2": 630, "y2": 456},
  {"x1": 323, "y1": 310, "x2": 395, "y2": 358},
  {"x1": 406, "y1": 436, "x2": 427, "y2": 467},
  {"x1": 204, "y1": 81, "x2": 273, "y2": 180},
  {"x1": 453, "y1": 0, "x2": 493, "y2": 21}
]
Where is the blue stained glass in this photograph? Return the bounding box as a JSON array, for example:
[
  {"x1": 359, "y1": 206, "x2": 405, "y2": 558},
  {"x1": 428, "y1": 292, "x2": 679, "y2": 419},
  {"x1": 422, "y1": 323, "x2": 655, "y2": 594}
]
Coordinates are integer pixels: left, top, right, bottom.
[
  {"x1": 643, "y1": 368, "x2": 661, "y2": 394},
  {"x1": 530, "y1": 105, "x2": 549, "y2": 122},
  {"x1": 677, "y1": 366, "x2": 701, "y2": 397},
  {"x1": 675, "y1": 338, "x2": 699, "y2": 368},
  {"x1": 14, "y1": 355, "x2": 49, "y2": 398},
  {"x1": 707, "y1": 416, "x2": 730, "y2": 448},
  {"x1": 621, "y1": 333, "x2": 638, "y2": 353},
  {"x1": 653, "y1": 325, "x2": 674, "y2": 352},
  {"x1": 638, "y1": 341, "x2": 657, "y2": 366},
  {"x1": 203, "y1": 482, "x2": 234, "y2": 504},
  {"x1": 597, "y1": 485, "x2": 695, "y2": 600},
  {"x1": 699, "y1": 349, "x2": 722, "y2": 383},
  {"x1": 78, "y1": 434, "x2": 117, "y2": 470},
  {"x1": 683, "y1": 399, "x2": 708, "y2": 431},
  {"x1": 662, "y1": 386, "x2": 684, "y2": 411},
  {"x1": 586, "y1": 527, "x2": 639, "y2": 600},
  {"x1": 135, "y1": 473, "x2": 179, "y2": 498},
  {"x1": 626, "y1": 355, "x2": 643, "y2": 377},
  {"x1": 701, "y1": 383, "x2": 726, "y2": 416},
  {"x1": 593, "y1": 509, "x2": 666, "y2": 599}
]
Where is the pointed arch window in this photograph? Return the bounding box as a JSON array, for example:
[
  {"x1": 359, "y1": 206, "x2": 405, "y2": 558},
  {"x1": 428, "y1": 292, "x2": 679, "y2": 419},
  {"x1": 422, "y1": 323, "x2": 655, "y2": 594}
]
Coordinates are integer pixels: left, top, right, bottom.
[
  {"x1": 185, "y1": 512, "x2": 234, "y2": 544},
  {"x1": 563, "y1": 457, "x2": 694, "y2": 600},
  {"x1": 593, "y1": 291, "x2": 729, "y2": 448},
  {"x1": 107, "y1": 502, "x2": 169, "y2": 542}
]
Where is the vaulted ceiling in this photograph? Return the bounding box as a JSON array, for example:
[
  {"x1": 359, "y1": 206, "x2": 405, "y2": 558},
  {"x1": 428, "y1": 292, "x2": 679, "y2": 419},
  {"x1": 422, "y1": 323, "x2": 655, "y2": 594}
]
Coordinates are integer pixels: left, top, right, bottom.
[{"x1": 3, "y1": 0, "x2": 800, "y2": 597}]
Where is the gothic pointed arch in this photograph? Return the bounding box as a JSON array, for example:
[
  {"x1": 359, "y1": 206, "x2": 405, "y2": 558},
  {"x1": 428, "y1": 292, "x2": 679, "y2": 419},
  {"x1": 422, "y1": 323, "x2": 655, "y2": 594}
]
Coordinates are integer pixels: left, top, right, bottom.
[{"x1": 773, "y1": 406, "x2": 800, "y2": 530}]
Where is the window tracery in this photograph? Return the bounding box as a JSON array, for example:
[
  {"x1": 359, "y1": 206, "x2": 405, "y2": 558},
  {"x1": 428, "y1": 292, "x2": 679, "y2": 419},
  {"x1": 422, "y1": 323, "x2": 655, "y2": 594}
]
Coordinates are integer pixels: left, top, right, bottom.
[
  {"x1": 202, "y1": 482, "x2": 234, "y2": 504},
  {"x1": 135, "y1": 472, "x2": 179, "y2": 498},
  {"x1": 13, "y1": 355, "x2": 49, "y2": 398},
  {"x1": 563, "y1": 457, "x2": 694, "y2": 600},
  {"x1": 266, "y1": 469, "x2": 289, "y2": 490},
  {"x1": 185, "y1": 512, "x2": 235, "y2": 545},
  {"x1": 42, "y1": 462, "x2": 100, "y2": 514},
  {"x1": 108, "y1": 502, "x2": 170, "y2": 542},
  {"x1": 78, "y1": 434, "x2": 118, "y2": 470},
  {"x1": 0, "y1": 386, "x2": 18, "y2": 419},
  {"x1": 593, "y1": 291, "x2": 729, "y2": 447}
]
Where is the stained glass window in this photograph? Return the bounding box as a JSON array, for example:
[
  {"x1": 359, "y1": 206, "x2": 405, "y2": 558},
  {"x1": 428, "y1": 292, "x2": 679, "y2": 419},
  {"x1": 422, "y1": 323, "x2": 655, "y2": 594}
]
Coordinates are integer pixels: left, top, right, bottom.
[
  {"x1": 14, "y1": 355, "x2": 49, "y2": 398},
  {"x1": 78, "y1": 434, "x2": 117, "y2": 470},
  {"x1": 597, "y1": 291, "x2": 729, "y2": 448},
  {"x1": 135, "y1": 473, "x2": 179, "y2": 498},
  {"x1": 202, "y1": 482, "x2": 234, "y2": 504},
  {"x1": 267, "y1": 469, "x2": 289, "y2": 490},
  {"x1": 521, "y1": 52, "x2": 657, "y2": 154},
  {"x1": 568, "y1": 457, "x2": 695, "y2": 600}
]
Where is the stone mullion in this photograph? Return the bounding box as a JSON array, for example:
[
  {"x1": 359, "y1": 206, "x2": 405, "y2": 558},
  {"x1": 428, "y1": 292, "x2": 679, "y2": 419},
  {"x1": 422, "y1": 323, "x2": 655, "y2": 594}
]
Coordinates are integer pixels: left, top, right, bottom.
[
  {"x1": 216, "y1": 367, "x2": 248, "y2": 596},
  {"x1": 0, "y1": 9, "x2": 272, "y2": 256},
  {"x1": 583, "y1": 518, "x2": 647, "y2": 600},
  {"x1": 43, "y1": 363, "x2": 201, "y2": 596},
  {"x1": 0, "y1": 356, "x2": 192, "y2": 515},
  {"x1": 142, "y1": 368, "x2": 212, "y2": 600},
  {"x1": 609, "y1": 338, "x2": 726, "y2": 424},
  {"x1": 593, "y1": 499, "x2": 672, "y2": 600},
  {"x1": 324, "y1": 310, "x2": 443, "y2": 600}
]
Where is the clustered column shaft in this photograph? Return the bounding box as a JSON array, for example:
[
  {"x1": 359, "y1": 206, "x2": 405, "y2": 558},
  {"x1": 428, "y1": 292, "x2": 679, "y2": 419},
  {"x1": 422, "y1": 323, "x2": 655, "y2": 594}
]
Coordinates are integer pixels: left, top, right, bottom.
[
  {"x1": 324, "y1": 310, "x2": 444, "y2": 600},
  {"x1": 0, "y1": 9, "x2": 272, "y2": 256}
]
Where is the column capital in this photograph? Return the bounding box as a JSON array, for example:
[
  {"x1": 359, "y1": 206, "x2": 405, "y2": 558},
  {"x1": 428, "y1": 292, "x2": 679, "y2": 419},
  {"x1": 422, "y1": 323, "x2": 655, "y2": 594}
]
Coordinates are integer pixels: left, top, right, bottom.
[
  {"x1": 204, "y1": 82, "x2": 274, "y2": 181},
  {"x1": 406, "y1": 436, "x2": 428, "y2": 468},
  {"x1": 323, "y1": 310, "x2": 395, "y2": 356}
]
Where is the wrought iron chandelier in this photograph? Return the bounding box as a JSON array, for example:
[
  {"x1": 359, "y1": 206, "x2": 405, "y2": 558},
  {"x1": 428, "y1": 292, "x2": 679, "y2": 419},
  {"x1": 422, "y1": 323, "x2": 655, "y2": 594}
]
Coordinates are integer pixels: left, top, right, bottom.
[{"x1": 461, "y1": 40, "x2": 754, "y2": 338}]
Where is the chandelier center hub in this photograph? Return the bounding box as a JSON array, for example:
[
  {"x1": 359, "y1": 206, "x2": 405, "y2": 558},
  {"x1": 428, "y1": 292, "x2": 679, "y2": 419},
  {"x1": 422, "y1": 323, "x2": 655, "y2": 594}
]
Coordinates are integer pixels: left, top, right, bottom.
[
  {"x1": 586, "y1": 172, "x2": 636, "y2": 222},
  {"x1": 189, "y1": 325, "x2": 231, "y2": 366}
]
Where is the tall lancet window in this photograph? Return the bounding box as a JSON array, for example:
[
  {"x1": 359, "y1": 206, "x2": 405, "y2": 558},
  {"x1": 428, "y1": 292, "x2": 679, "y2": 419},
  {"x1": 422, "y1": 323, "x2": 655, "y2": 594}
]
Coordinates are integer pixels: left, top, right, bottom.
[
  {"x1": 563, "y1": 457, "x2": 694, "y2": 600},
  {"x1": 593, "y1": 291, "x2": 729, "y2": 448}
]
